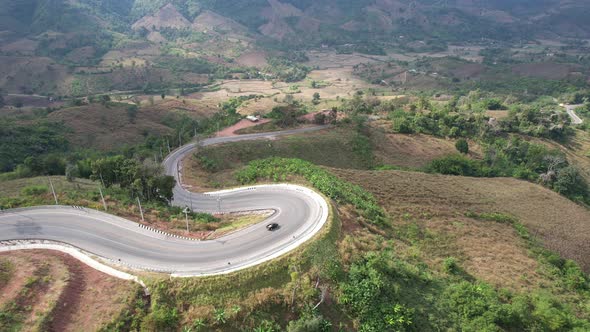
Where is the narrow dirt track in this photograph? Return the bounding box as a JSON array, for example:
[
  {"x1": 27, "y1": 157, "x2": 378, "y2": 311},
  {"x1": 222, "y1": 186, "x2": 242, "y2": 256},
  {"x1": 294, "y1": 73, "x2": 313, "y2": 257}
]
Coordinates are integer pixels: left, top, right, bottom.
[{"x1": 47, "y1": 254, "x2": 86, "y2": 332}]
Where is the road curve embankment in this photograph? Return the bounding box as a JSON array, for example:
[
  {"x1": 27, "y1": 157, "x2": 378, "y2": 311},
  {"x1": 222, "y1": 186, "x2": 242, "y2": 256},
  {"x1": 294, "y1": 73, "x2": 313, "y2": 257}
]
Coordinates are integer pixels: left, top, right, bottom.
[{"x1": 0, "y1": 126, "x2": 330, "y2": 277}]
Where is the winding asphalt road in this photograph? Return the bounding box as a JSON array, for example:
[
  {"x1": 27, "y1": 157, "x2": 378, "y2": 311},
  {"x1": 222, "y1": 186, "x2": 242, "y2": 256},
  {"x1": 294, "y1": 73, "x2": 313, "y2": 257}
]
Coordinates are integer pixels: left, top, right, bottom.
[
  {"x1": 565, "y1": 104, "x2": 584, "y2": 125},
  {"x1": 0, "y1": 126, "x2": 330, "y2": 276}
]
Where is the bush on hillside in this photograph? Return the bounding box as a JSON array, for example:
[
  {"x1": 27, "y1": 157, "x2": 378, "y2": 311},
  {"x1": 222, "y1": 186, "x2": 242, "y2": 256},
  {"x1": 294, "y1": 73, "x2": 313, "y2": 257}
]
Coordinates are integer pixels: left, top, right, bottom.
[
  {"x1": 455, "y1": 139, "x2": 469, "y2": 154},
  {"x1": 235, "y1": 157, "x2": 387, "y2": 225}
]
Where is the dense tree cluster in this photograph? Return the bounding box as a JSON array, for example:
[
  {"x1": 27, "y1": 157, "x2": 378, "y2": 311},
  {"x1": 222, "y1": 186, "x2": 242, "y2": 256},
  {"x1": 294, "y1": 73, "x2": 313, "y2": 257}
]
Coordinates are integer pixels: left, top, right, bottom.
[
  {"x1": 266, "y1": 105, "x2": 306, "y2": 128},
  {"x1": 0, "y1": 120, "x2": 69, "y2": 173},
  {"x1": 91, "y1": 155, "x2": 175, "y2": 203},
  {"x1": 264, "y1": 57, "x2": 310, "y2": 82}
]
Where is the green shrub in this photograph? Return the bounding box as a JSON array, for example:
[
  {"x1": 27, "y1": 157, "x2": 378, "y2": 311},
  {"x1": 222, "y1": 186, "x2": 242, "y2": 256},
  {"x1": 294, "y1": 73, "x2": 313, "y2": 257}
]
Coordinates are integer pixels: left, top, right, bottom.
[
  {"x1": 443, "y1": 257, "x2": 459, "y2": 274},
  {"x1": 21, "y1": 185, "x2": 49, "y2": 196},
  {"x1": 197, "y1": 155, "x2": 219, "y2": 172},
  {"x1": 287, "y1": 314, "x2": 331, "y2": 332},
  {"x1": 427, "y1": 154, "x2": 486, "y2": 177},
  {"x1": 339, "y1": 251, "x2": 415, "y2": 331},
  {"x1": 455, "y1": 139, "x2": 469, "y2": 154},
  {"x1": 140, "y1": 306, "x2": 179, "y2": 332},
  {"x1": 0, "y1": 260, "x2": 13, "y2": 284}
]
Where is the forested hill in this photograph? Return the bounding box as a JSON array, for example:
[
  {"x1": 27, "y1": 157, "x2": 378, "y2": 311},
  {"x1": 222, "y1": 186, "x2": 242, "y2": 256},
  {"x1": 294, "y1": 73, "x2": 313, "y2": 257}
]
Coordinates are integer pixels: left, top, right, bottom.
[{"x1": 2, "y1": 0, "x2": 590, "y2": 44}]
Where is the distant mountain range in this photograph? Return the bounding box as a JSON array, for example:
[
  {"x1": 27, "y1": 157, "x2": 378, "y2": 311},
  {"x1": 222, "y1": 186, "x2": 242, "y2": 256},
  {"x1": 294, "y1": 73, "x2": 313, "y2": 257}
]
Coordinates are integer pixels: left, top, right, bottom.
[
  {"x1": 2, "y1": 0, "x2": 590, "y2": 43},
  {"x1": 1, "y1": 0, "x2": 589, "y2": 97}
]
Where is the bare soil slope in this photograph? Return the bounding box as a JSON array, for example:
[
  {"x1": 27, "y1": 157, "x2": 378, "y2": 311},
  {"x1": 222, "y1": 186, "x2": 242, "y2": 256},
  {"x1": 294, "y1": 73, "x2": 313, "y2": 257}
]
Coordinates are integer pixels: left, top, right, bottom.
[{"x1": 0, "y1": 250, "x2": 135, "y2": 331}]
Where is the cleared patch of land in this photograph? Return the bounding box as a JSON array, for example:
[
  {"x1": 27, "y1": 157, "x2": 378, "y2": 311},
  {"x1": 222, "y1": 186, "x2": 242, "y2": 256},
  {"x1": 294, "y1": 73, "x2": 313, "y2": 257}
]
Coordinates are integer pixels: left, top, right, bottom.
[{"x1": 187, "y1": 66, "x2": 385, "y2": 116}]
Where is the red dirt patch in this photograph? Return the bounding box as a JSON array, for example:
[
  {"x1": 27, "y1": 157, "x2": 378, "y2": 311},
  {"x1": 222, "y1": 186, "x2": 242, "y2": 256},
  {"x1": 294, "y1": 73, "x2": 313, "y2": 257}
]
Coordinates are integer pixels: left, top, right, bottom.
[
  {"x1": 216, "y1": 118, "x2": 271, "y2": 137},
  {"x1": 0, "y1": 250, "x2": 135, "y2": 331},
  {"x1": 0, "y1": 255, "x2": 38, "y2": 308}
]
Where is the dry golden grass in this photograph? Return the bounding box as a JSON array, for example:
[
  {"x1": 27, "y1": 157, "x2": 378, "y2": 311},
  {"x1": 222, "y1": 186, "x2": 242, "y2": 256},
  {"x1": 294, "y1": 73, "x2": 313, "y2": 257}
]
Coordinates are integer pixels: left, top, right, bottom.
[
  {"x1": 331, "y1": 169, "x2": 590, "y2": 277},
  {"x1": 425, "y1": 216, "x2": 543, "y2": 290},
  {"x1": 556, "y1": 130, "x2": 590, "y2": 181},
  {"x1": 486, "y1": 110, "x2": 510, "y2": 119},
  {"x1": 238, "y1": 97, "x2": 281, "y2": 115},
  {"x1": 371, "y1": 131, "x2": 480, "y2": 168}
]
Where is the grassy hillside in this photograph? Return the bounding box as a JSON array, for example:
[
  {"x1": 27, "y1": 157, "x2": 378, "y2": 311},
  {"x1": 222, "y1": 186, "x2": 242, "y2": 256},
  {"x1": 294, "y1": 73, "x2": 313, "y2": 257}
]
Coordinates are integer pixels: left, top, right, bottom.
[
  {"x1": 145, "y1": 136, "x2": 590, "y2": 330},
  {"x1": 333, "y1": 168, "x2": 590, "y2": 273}
]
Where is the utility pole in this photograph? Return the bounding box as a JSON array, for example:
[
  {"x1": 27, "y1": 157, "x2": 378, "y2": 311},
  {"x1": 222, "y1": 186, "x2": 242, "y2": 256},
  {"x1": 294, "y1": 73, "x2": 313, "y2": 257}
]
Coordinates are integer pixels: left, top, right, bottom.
[
  {"x1": 217, "y1": 195, "x2": 221, "y2": 214},
  {"x1": 137, "y1": 197, "x2": 145, "y2": 222},
  {"x1": 190, "y1": 191, "x2": 193, "y2": 211},
  {"x1": 98, "y1": 186, "x2": 107, "y2": 211},
  {"x1": 47, "y1": 177, "x2": 58, "y2": 205},
  {"x1": 183, "y1": 206, "x2": 190, "y2": 233},
  {"x1": 98, "y1": 171, "x2": 105, "y2": 188}
]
